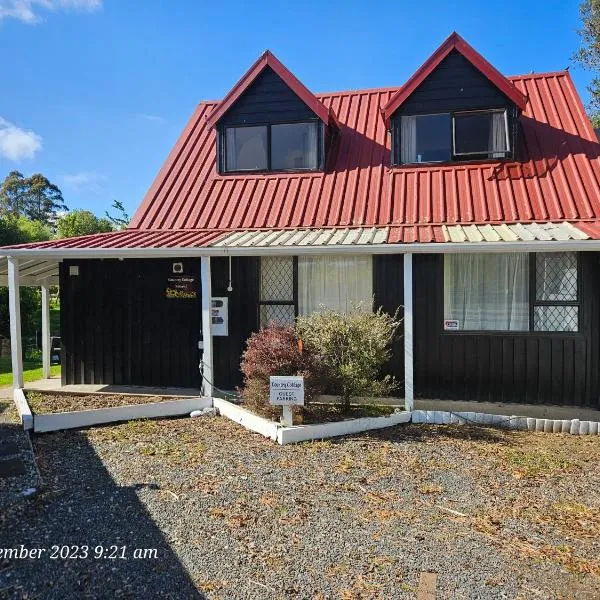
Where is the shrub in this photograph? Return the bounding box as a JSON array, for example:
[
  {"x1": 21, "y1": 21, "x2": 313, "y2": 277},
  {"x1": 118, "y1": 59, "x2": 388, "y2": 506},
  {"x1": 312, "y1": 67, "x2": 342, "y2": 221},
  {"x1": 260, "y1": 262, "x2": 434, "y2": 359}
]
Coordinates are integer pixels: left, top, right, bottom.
[
  {"x1": 240, "y1": 325, "x2": 324, "y2": 419},
  {"x1": 296, "y1": 306, "x2": 401, "y2": 410}
]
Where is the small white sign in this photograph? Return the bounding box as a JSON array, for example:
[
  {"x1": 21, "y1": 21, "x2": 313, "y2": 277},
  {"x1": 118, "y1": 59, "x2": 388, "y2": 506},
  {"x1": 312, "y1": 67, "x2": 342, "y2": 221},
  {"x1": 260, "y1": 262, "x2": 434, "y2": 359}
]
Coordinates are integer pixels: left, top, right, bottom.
[
  {"x1": 444, "y1": 319, "x2": 460, "y2": 331},
  {"x1": 269, "y1": 376, "x2": 304, "y2": 406}
]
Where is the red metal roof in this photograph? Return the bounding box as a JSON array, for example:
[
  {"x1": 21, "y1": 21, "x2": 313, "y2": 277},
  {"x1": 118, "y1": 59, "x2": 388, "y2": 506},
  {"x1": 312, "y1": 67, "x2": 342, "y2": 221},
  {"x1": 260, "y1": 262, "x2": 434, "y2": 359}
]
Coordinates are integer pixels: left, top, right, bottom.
[
  {"x1": 380, "y1": 32, "x2": 528, "y2": 127},
  {"x1": 128, "y1": 70, "x2": 600, "y2": 239},
  {"x1": 205, "y1": 50, "x2": 332, "y2": 129}
]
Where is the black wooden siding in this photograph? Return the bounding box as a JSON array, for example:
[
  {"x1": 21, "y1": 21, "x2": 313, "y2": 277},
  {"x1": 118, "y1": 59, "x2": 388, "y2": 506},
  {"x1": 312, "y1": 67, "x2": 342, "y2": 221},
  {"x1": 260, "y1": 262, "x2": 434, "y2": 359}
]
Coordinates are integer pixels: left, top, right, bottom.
[
  {"x1": 391, "y1": 50, "x2": 519, "y2": 164},
  {"x1": 220, "y1": 66, "x2": 318, "y2": 126},
  {"x1": 412, "y1": 253, "x2": 600, "y2": 408},
  {"x1": 60, "y1": 257, "x2": 260, "y2": 390}
]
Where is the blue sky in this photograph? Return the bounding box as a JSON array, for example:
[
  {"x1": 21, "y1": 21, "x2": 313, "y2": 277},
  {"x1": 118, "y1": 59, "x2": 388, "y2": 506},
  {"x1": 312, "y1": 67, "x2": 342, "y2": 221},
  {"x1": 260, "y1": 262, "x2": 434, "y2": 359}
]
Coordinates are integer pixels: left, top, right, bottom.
[{"x1": 0, "y1": 0, "x2": 592, "y2": 219}]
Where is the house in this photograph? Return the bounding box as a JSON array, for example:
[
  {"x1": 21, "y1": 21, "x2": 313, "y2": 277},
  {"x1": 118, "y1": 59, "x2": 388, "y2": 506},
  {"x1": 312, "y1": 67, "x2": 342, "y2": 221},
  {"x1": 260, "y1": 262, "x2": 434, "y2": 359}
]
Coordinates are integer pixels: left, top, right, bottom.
[{"x1": 2, "y1": 32, "x2": 600, "y2": 409}]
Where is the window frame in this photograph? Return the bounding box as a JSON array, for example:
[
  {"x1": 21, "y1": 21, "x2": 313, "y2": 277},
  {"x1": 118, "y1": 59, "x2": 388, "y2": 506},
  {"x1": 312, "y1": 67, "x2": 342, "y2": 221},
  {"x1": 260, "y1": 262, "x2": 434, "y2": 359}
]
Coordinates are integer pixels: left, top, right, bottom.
[
  {"x1": 395, "y1": 108, "x2": 512, "y2": 166},
  {"x1": 257, "y1": 256, "x2": 298, "y2": 328},
  {"x1": 451, "y1": 108, "x2": 510, "y2": 158},
  {"x1": 441, "y1": 252, "x2": 582, "y2": 335},
  {"x1": 221, "y1": 120, "x2": 322, "y2": 175}
]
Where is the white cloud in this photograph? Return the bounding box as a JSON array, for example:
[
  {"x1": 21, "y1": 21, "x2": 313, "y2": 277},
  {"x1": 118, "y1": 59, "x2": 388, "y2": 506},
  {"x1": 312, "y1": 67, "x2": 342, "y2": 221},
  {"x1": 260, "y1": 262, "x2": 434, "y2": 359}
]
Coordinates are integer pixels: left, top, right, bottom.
[
  {"x1": 136, "y1": 113, "x2": 167, "y2": 124},
  {"x1": 0, "y1": 117, "x2": 42, "y2": 160},
  {"x1": 61, "y1": 171, "x2": 106, "y2": 193},
  {"x1": 0, "y1": 0, "x2": 101, "y2": 23}
]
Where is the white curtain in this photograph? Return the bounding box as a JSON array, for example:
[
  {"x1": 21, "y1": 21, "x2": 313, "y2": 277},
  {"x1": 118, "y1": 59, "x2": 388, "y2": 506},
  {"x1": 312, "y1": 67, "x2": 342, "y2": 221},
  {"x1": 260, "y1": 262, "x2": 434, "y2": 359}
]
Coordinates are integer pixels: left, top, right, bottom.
[
  {"x1": 401, "y1": 116, "x2": 417, "y2": 163},
  {"x1": 305, "y1": 123, "x2": 318, "y2": 168},
  {"x1": 490, "y1": 112, "x2": 507, "y2": 158},
  {"x1": 226, "y1": 128, "x2": 237, "y2": 170},
  {"x1": 298, "y1": 255, "x2": 373, "y2": 315},
  {"x1": 444, "y1": 253, "x2": 529, "y2": 331}
]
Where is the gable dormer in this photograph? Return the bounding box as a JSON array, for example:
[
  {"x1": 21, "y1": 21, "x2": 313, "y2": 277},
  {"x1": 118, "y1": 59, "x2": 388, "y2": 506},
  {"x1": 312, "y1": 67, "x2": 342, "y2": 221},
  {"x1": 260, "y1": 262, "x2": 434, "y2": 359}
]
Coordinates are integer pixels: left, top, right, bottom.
[
  {"x1": 207, "y1": 51, "x2": 334, "y2": 174},
  {"x1": 382, "y1": 33, "x2": 528, "y2": 166}
]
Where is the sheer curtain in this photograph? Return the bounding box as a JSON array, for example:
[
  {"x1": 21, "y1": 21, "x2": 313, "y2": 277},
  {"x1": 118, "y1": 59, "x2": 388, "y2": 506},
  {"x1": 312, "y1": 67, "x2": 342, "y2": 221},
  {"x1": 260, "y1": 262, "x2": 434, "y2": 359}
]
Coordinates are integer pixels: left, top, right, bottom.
[
  {"x1": 490, "y1": 112, "x2": 507, "y2": 158},
  {"x1": 305, "y1": 123, "x2": 318, "y2": 168},
  {"x1": 298, "y1": 255, "x2": 373, "y2": 315},
  {"x1": 400, "y1": 116, "x2": 417, "y2": 163},
  {"x1": 444, "y1": 253, "x2": 529, "y2": 331}
]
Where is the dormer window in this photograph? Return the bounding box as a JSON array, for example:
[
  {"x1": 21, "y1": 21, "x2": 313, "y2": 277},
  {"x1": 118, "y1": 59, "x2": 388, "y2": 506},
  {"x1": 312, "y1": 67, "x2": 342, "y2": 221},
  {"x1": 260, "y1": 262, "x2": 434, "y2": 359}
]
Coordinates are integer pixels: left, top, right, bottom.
[
  {"x1": 224, "y1": 122, "x2": 319, "y2": 173},
  {"x1": 399, "y1": 109, "x2": 510, "y2": 164}
]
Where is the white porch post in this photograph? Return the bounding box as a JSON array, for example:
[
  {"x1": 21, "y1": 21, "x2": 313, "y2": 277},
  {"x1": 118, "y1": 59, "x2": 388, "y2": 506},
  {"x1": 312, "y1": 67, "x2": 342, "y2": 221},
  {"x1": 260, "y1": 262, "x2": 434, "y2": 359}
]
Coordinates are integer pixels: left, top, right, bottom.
[
  {"x1": 41, "y1": 282, "x2": 51, "y2": 379},
  {"x1": 200, "y1": 256, "x2": 213, "y2": 397},
  {"x1": 403, "y1": 253, "x2": 414, "y2": 412},
  {"x1": 7, "y1": 257, "x2": 23, "y2": 389}
]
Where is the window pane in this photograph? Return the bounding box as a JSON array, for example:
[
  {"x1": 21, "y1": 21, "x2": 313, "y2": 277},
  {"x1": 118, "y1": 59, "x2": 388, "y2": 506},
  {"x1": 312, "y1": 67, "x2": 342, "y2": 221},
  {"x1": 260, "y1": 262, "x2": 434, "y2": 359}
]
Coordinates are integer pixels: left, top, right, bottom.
[
  {"x1": 401, "y1": 114, "x2": 451, "y2": 163},
  {"x1": 271, "y1": 122, "x2": 318, "y2": 170},
  {"x1": 535, "y1": 252, "x2": 577, "y2": 301},
  {"x1": 260, "y1": 304, "x2": 295, "y2": 328},
  {"x1": 260, "y1": 256, "x2": 294, "y2": 301},
  {"x1": 226, "y1": 126, "x2": 267, "y2": 171},
  {"x1": 534, "y1": 305, "x2": 578, "y2": 332},
  {"x1": 454, "y1": 111, "x2": 507, "y2": 156},
  {"x1": 298, "y1": 255, "x2": 373, "y2": 315},
  {"x1": 444, "y1": 253, "x2": 529, "y2": 331}
]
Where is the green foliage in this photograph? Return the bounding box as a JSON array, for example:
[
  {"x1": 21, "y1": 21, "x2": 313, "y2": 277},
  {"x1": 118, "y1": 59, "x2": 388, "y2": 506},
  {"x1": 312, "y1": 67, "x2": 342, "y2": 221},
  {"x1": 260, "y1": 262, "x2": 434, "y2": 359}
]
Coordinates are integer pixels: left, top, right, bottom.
[
  {"x1": 56, "y1": 209, "x2": 113, "y2": 238},
  {"x1": 575, "y1": 0, "x2": 600, "y2": 109},
  {"x1": 296, "y1": 306, "x2": 401, "y2": 410},
  {"x1": 0, "y1": 171, "x2": 67, "y2": 225},
  {"x1": 589, "y1": 112, "x2": 600, "y2": 128},
  {"x1": 105, "y1": 199, "x2": 130, "y2": 229}
]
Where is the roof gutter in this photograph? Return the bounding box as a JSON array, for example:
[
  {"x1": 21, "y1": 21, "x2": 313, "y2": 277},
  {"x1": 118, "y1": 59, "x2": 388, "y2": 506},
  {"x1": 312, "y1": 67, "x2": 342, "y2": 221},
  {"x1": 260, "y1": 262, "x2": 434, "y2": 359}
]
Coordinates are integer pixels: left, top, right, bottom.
[{"x1": 2, "y1": 239, "x2": 600, "y2": 260}]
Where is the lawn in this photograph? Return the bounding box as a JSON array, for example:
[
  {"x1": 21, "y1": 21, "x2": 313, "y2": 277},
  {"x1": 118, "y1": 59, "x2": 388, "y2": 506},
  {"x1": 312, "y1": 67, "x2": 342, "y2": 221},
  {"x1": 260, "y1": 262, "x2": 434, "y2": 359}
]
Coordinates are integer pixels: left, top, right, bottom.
[{"x1": 0, "y1": 356, "x2": 60, "y2": 388}]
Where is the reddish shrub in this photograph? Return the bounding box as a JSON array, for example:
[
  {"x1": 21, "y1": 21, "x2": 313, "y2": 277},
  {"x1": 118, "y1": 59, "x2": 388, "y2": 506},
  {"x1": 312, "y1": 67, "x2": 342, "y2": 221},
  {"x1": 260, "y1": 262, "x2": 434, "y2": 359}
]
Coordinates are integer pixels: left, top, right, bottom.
[{"x1": 240, "y1": 325, "x2": 324, "y2": 419}]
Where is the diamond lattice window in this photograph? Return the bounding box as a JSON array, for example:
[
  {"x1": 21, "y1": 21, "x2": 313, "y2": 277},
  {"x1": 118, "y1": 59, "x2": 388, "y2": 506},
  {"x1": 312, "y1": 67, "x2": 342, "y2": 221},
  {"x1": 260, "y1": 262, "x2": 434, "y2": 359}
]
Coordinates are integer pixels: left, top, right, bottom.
[
  {"x1": 259, "y1": 257, "x2": 295, "y2": 328},
  {"x1": 533, "y1": 252, "x2": 579, "y2": 332}
]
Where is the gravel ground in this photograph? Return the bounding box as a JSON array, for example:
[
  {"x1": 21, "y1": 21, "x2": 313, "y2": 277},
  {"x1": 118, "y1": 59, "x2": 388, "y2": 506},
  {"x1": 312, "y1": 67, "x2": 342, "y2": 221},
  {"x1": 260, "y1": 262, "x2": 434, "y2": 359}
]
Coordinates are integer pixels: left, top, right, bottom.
[
  {"x1": 25, "y1": 391, "x2": 189, "y2": 413},
  {"x1": 1, "y1": 417, "x2": 600, "y2": 599}
]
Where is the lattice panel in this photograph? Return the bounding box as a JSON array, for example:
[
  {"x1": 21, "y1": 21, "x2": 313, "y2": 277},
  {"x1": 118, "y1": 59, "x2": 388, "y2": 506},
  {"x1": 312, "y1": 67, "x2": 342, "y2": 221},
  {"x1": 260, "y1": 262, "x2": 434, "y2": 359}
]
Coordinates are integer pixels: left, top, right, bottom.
[
  {"x1": 260, "y1": 304, "x2": 295, "y2": 328},
  {"x1": 260, "y1": 257, "x2": 294, "y2": 301},
  {"x1": 534, "y1": 305, "x2": 579, "y2": 332},
  {"x1": 536, "y1": 253, "x2": 577, "y2": 301}
]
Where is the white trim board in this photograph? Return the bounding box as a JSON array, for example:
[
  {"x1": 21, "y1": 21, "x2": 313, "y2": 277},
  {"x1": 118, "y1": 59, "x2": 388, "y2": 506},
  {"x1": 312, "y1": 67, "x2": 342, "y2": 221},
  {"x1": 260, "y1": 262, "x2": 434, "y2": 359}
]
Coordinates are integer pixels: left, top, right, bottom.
[
  {"x1": 13, "y1": 388, "x2": 33, "y2": 430},
  {"x1": 411, "y1": 410, "x2": 600, "y2": 435},
  {"x1": 33, "y1": 397, "x2": 212, "y2": 433}
]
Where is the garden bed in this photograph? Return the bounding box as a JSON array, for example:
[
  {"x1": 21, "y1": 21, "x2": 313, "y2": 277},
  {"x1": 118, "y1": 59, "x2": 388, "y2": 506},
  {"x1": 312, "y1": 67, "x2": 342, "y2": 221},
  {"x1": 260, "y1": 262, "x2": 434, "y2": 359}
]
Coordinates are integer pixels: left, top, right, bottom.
[{"x1": 22, "y1": 391, "x2": 211, "y2": 433}]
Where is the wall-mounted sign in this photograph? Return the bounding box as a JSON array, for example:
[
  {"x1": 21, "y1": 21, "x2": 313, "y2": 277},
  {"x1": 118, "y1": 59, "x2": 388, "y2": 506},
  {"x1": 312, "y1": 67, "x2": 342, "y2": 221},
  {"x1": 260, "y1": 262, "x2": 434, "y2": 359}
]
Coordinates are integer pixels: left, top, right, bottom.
[
  {"x1": 444, "y1": 319, "x2": 460, "y2": 331},
  {"x1": 211, "y1": 297, "x2": 228, "y2": 336},
  {"x1": 166, "y1": 275, "x2": 197, "y2": 299},
  {"x1": 269, "y1": 376, "x2": 304, "y2": 406}
]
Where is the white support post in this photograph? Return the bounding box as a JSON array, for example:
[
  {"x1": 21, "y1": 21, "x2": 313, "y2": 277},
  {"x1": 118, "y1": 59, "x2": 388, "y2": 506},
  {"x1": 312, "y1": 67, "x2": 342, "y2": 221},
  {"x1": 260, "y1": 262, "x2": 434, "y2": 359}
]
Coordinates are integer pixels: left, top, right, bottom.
[
  {"x1": 7, "y1": 257, "x2": 23, "y2": 389},
  {"x1": 200, "y1": 256, "x2": 213, "y2": 398},
  {"x1": 403, "y1": 253, "x2": 414, "y2": 412},
  {"x1": 41, "y1": 282, "x2": 51, "y2": 379}
]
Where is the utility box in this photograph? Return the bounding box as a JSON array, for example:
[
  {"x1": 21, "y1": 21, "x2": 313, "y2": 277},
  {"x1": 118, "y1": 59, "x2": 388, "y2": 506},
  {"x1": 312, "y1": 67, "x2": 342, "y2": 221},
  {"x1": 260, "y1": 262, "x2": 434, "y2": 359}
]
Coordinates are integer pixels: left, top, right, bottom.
[{"x1": 211, "y1": 297, "x2": 228, "y2": 336}]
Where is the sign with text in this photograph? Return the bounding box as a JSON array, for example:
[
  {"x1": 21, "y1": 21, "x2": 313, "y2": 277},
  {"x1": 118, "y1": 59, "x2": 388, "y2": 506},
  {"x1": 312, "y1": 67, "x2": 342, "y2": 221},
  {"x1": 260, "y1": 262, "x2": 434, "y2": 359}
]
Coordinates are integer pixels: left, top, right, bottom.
[
  {"x1": 444, "y1": 319, "x2": 460, "y2": 331},
  {"x1": 166, "y1": 275, "x2": 197, "y2": 299},
  {"x1": 269, "y1": 376, "x2": 304, "y2": 406}
]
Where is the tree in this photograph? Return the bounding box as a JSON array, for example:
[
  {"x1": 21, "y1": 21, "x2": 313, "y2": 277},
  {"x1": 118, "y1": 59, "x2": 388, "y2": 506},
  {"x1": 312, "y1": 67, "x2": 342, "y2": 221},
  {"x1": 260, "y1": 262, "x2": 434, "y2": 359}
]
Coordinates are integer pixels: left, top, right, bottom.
[
  {"x1": 574, "y1": 0, "x2": 600, "y2": 123},
  {"x1": 0, "y1": 171, "x2": 67, "y2": 225},
  {"x1": 56, "y1": 209, "x2": 113, "y2": 238},
  {"x1": 105, "y1": 200, "x2": 130, "y2": 229}
]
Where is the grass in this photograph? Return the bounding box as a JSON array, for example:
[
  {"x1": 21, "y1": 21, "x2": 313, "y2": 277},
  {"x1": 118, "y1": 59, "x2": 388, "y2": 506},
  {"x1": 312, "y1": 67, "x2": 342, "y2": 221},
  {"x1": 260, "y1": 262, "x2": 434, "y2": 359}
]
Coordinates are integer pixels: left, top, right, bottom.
[{"x1": 0, "y1": 356, "x2": 61, "y2": 388}]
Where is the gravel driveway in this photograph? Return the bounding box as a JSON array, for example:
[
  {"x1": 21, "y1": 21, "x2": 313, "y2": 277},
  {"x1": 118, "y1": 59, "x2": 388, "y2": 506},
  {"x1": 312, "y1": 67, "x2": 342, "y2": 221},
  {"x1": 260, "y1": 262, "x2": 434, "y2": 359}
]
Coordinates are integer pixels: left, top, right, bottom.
[{"x1": 1, "y1": 416, "x2": 599, "y2": 599}]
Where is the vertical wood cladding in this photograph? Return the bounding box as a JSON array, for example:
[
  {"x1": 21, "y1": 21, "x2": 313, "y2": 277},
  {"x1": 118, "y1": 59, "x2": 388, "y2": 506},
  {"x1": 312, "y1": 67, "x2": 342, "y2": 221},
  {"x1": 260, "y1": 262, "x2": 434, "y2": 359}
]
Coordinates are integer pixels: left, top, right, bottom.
[
  {"x1": 412, "y1": 253, "x2": 600, "y2": 408},
  {"x1": 60, "y1": 257, "x2": 260, "y2": 390}
]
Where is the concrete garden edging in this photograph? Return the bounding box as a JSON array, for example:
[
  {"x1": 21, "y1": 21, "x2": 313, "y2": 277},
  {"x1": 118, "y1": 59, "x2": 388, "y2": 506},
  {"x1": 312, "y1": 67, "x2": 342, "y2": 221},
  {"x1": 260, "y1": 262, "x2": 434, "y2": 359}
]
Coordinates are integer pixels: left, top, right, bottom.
[
  {"x1": 32, "y1": 397, "x2": 212, "y2": 433},
  {"x1": 411, "y1": 410, "x2": 600, "y2": 435}
]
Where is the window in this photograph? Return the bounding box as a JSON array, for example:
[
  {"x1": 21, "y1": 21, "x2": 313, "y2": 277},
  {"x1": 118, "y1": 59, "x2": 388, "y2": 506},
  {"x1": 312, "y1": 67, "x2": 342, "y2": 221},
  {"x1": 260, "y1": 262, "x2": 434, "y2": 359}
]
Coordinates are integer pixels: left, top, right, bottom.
[
  {"x1": 533, "y1": 253, "x2": 579, "y2": 332},
  {"x1": 258, "y1": 255, "x2": 373, "y2": 327},
  {"x1": 271, "y1": 123, "x2": 318, "y2": 170},
  {"x1": 453, "y1": 110, "x2": 508, "y2": 158},
  {"x1": 401, "y1": 114, "x2": 451, "y2": 163},
  {"x1": 398, "y1": 109, "x2": 510, "y2": 164},
  {"x1": 443, "y1": 252, "x2": 580, "y2": 332},
  {"x1": 225, "y1": 126, "x2": 267, "y2": 171},
  {"x1": 298, "y1": 255, "x2": 373, "y2": 314},
  {"x1": 224, "y1": 121, "x2": 319, "y2": 173},
  {"x1": 259, "y1": 256, "x2": 296, "y2": 327}
]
